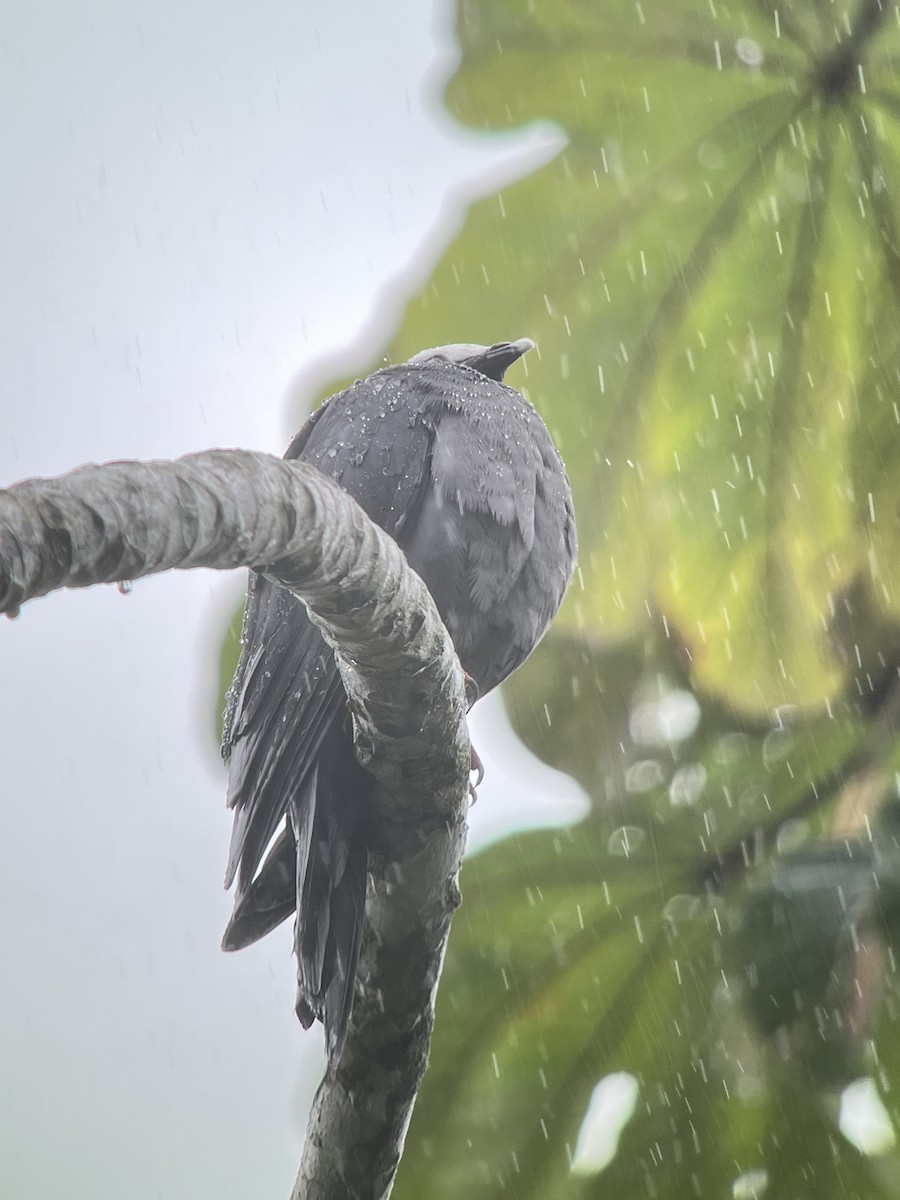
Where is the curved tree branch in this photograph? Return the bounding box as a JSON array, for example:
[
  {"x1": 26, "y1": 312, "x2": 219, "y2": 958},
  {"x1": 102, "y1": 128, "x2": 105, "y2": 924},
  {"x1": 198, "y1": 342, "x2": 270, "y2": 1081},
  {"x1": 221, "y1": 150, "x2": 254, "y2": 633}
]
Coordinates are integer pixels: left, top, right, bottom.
[{"x1": 0, "y1": 448, "x2": 471, "y2": 1200}]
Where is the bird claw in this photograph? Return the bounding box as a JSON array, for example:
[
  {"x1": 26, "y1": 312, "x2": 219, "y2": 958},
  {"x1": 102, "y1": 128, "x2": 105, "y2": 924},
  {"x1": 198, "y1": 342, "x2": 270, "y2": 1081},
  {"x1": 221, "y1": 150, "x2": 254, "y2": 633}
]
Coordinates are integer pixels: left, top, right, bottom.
[
  {"x1": 468, "y1": 745, "x2": 484, "y2": 803},
  {"x1": 464, "y1": 674, "x2": 484, "y2": 804}
]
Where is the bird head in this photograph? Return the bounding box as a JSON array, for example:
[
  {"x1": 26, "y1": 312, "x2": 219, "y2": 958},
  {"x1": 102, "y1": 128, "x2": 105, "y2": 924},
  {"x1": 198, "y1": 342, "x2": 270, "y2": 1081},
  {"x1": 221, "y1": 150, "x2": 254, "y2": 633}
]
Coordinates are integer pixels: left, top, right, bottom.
[{"x1": 406, "y1": 338, "x2": 534, "y2": 382}]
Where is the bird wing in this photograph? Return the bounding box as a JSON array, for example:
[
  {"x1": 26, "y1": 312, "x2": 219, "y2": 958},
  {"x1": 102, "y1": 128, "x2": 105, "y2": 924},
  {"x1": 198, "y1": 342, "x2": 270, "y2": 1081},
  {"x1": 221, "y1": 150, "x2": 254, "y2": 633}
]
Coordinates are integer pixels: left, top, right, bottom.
[
  {"x1": 221, "y1": 367, "x2": 438, "y2": 895},
  {"x1": 400, "y1": 373, "x2": 575, "y2": 693}
]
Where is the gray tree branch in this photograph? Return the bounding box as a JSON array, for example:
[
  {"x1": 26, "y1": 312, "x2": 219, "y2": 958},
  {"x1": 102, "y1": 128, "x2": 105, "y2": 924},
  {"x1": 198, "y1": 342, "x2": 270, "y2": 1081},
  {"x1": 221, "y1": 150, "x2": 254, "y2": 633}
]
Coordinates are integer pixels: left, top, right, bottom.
[{"x1": 0, "y1": 448, "x2": 471, "y2": 1200}]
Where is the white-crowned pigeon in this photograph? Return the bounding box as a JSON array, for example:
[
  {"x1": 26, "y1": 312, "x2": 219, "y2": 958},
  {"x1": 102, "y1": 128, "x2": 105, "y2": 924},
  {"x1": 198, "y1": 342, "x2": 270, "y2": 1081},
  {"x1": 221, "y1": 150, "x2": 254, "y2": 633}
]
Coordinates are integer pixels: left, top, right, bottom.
[{"x1": 221, "y1": 339, "x2": 576, "y2": 1063}]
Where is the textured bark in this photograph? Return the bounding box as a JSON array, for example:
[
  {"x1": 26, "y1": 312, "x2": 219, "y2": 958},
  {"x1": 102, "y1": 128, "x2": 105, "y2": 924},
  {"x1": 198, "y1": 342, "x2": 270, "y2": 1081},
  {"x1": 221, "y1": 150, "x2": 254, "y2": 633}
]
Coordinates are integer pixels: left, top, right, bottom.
[{"x1": 0, "y1": 448, "x2": 470, "y2": 1200}]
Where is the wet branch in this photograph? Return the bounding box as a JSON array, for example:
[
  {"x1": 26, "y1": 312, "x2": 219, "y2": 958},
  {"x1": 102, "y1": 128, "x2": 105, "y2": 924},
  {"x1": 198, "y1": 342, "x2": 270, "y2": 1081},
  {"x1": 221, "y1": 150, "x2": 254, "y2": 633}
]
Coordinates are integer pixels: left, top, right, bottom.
[{"x1": 0, "y1": 448, "x2": 471, "y2": 1200}]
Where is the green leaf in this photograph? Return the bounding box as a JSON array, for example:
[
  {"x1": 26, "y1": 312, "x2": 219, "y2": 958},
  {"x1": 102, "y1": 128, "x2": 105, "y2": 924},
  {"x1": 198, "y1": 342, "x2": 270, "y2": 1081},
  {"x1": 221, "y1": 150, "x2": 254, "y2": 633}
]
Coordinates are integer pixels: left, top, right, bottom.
[
  {"x1": 393, "y1": 701, "x2": 880, "y2": 1199},
  {"x1": 359, "y1": 0, "x2": 900, "y2": 715}
]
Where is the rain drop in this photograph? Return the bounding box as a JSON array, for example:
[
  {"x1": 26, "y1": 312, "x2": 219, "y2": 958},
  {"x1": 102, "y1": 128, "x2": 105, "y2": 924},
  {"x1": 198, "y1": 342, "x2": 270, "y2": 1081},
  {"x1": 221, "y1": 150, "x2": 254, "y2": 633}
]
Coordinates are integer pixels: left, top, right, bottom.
[
  {"x1": 663, "y1": 894, "x2": 702, "y2": 926},
  {"x1": 711, "y1": 732, "x2": 751, "y2": 763},
  {"x1": 625, "y1": 759, "x2": 665, "y2": 794},
  {"x1": 762, "y1": 726, "x2": 794, "y2": 766},
  {"x1": 735, "y1": 37, "x2": 763, "y2": 67},
  {"x1": 629, "y1": 689, "x2": 700, "y2": 747},
  {"x1": 669, "y1": 763, "x2": 707, "y2": 807},
  {"x1": 607, "y1": 826, "x2": 646, "y2": 857}
]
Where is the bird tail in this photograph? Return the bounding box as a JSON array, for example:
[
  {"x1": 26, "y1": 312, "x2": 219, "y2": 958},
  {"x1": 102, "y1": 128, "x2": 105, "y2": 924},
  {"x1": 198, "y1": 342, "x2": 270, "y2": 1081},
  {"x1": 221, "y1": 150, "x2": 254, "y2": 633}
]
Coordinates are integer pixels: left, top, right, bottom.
[
  {"x1": 221, "y1": 723, "x2": 369, "y2": 1067},
  {"x1": 220, "y1": 823, "x2": 297, "y2": 951},
  {"x1": 294, "y1": 793, "x2": 368, "y2": 1067}
]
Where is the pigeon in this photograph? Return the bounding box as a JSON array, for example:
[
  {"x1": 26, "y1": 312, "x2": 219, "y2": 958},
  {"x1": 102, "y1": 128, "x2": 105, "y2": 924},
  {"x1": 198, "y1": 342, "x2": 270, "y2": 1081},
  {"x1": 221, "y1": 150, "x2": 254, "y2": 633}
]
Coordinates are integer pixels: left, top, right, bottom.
[{"x1": 221, "y1": 339, "x2": 576, "y2": 1064}]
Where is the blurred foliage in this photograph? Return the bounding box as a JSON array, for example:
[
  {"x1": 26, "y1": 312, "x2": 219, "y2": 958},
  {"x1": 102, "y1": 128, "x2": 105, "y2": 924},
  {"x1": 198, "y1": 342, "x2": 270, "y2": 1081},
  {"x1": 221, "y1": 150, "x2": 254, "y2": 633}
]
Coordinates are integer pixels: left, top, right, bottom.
[
  {"x1": 397, "y1": 641, "x2": 900, "y2": 1198},
  {"x1": 736, "y1": 807, "x2": 900, "y2": 1082},
  {"x1": 389, "y1": 0, "x2": 900, "y2": 1194},
  {"x1": 215, "y1": 600, "x2": 244, "y2": 744},
  {"x1": 375, "y1": 0, "x2": 900, "y2": 719},
  {"x1": 217, "y1": 0, "x2": 900, "y2": 1194}
]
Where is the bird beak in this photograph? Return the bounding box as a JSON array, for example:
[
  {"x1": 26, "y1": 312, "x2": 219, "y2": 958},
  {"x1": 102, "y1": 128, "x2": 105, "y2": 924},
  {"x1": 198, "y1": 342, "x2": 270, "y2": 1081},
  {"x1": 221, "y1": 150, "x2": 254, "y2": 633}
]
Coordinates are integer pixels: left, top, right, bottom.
[{"x1": 478, "y1": 338, "x2": 535, "y2": 381}]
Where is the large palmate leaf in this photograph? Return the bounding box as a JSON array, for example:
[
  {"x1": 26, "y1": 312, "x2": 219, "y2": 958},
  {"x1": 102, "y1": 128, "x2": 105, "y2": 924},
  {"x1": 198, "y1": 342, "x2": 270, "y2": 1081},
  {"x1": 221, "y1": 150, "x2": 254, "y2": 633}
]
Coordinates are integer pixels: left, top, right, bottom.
[{"x1": 361, "y1": 0, "x2": 900, "y2": 716}]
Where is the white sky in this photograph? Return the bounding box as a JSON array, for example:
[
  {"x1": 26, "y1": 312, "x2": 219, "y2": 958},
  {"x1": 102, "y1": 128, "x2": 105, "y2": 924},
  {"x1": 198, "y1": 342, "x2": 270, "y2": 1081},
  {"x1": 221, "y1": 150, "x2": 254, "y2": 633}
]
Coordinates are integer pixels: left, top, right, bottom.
[{"x1": 0, "y1": 3, "x2": 583, "y2": 1197}]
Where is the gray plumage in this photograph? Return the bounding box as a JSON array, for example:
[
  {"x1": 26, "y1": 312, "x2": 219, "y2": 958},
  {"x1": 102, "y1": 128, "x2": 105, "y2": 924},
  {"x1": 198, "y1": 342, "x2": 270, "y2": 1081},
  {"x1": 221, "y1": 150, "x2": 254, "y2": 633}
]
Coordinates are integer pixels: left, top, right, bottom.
[{"x1": 221, "y1": 338, "x2": 576, "y2": 1064}]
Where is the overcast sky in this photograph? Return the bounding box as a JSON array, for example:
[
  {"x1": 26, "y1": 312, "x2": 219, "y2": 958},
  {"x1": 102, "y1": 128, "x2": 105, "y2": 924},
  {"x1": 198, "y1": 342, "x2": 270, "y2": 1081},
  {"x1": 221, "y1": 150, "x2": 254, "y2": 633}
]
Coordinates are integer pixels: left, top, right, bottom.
[{"x1": 0, "y1": 3, "x2": 583, "y2": 1197}]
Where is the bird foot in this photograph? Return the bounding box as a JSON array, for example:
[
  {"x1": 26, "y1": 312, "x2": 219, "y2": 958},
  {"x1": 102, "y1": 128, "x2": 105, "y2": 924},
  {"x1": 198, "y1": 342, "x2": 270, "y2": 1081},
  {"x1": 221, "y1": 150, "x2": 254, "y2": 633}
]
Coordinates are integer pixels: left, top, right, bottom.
[{"x1": 463, "y1": 671, "x2": 480, "y2": 711}]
